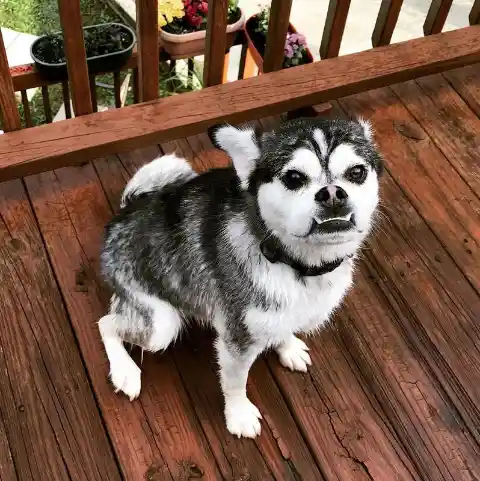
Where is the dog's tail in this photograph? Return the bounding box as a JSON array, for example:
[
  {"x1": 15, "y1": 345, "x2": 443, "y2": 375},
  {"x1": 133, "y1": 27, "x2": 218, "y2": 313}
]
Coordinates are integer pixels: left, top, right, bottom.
[{"x1": 121, "y1": 153, "x2": 197, "y2": 207}]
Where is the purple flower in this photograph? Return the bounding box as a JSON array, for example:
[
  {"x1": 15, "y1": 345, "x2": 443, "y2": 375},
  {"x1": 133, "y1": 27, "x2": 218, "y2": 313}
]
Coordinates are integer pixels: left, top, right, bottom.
[
  {"x1": 284, "y1": 44, "x2": 294, "y2": 58},
  {"x1": 296, "y1": 33, "x2": 307, "y2": 46}
]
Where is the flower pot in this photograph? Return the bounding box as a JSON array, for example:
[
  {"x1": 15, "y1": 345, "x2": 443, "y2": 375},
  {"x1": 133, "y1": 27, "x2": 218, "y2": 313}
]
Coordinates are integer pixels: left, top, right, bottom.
[
  {"x1": 31, "y1": 23, "x2": 136, "y2": 82},
  {"x1": 244, "y1": 15, "x2": 313, "y2": 73},
  {"x1": 159, "y1": 10, "x2": 245, "y2": 59}
]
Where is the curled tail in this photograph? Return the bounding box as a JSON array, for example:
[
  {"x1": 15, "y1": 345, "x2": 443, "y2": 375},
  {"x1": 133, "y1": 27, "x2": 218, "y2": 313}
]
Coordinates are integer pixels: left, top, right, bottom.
[{"x1": 121, "y1": 153, "x2": 197, "y2": 207}]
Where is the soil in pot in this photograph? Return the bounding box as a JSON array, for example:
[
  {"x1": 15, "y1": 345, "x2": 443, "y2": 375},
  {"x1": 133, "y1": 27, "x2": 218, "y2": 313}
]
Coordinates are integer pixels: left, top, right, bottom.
[{"x1": 33, "y1": 24, "x2": 133, "y2": 65}]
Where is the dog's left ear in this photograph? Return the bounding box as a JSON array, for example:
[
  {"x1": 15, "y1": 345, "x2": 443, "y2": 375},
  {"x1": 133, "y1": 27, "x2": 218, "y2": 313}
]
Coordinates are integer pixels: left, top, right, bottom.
[
  {"x1": 357, "y1": 117, "x2": 374, "y2": 142},
  {"x1": 209, "y1": 124, "x2": 260, "y2": 189}
]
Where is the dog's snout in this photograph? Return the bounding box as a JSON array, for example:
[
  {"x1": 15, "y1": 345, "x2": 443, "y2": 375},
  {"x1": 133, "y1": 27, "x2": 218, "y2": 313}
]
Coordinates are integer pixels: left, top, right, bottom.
[{"x1": 315, "y1": 185, "x2": 348, "y2": 207}]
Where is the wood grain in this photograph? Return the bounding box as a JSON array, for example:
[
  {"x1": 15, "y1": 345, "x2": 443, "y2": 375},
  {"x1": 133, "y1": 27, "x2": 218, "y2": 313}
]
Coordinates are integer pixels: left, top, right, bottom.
[
  {"x1": 338, "y1": 87, "x2": 479, "y2": 289},
  {"x1": 320, "y1": 0, "x2": 351, "y2": 58},
  {"x1": 25, "y1": 161, "x2": 224, "y2": 480},
  {"x1": 203, "y1": 0, "x2": 228, "y2": 87},
  {"x1": 424, "y1": 0, "x2": 453, "y2": 35},
  {"x1": 0, "y1": 29, "x2": 21, "y2": 131},
  {"x1": 0, "y1": 180, "x2": 122, "y2": 481},
  {"x1": 372, "y1": 0, "x2": 404, "y2": 47},
  {"x1": 136, "y1": 0, "x2": 159, "y2": 101},
  {"x1": 391, "y1": 74, "x2": 480, "y2": 196},
  {"x1": 57, "y1": 0, "x2": 93, "y2": 116},
  {"x1": 263, "y1": 0, "x2": 293, "y2": 73},
  {"x1": 1, "y1": 25, "x2": 479, "y2": 181},
  {"x1": 443, "y1": 65, "x2": 480, "y2": 117}
]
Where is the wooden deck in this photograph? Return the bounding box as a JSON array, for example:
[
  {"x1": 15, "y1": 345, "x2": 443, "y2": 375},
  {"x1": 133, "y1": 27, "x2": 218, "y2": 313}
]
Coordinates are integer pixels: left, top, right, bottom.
[{"x1": 0, "y1": 65, "x2": 479, "y2": 481}]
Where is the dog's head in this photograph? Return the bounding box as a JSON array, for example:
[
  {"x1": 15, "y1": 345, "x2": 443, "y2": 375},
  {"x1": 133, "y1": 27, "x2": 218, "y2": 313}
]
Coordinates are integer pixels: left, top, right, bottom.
[{"x1": 211, "y1": 118, "x2": 383, "y2": 253}]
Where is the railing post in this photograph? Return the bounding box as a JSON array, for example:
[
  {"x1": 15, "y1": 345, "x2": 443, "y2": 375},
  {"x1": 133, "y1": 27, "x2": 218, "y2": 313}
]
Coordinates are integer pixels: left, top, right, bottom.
[
  {"x1": 58, "y1": 0, "x2": 93, "y2": 116},
  {"x1": 372, "y1": 0, "x2": 404, "y2": 47},
  {"x1": 204, "y1": 0, "x2": 228, "y2": 87},
  {"x1": 320, "y1": 0, "x2": 351, "y2": 59},
  {"x1": 424, "y1": 0, "x2": 453, "y2": 35},
  {"x1": 0, "y1": 30, "x2": 21, "y2": 132},
  {"x1": 136, "y1": 0, "x2": 159, "y2": 101},
  {"x1": 263, "y1": 0, "x2": 293, "y2": 73},
  {"x1": 470, "y1": 0, "x2": 480, "y2": 25}
]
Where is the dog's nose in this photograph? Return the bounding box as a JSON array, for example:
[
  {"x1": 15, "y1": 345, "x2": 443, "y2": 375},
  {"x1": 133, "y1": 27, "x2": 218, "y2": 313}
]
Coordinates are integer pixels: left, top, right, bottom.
[{"x1": 315, "y1": 185, "x2": 348, "y2": 207}]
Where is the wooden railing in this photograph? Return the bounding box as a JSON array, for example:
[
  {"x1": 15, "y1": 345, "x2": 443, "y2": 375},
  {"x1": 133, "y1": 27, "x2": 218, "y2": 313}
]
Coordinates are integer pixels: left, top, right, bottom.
[{"x1": 0, "y1": 0, "x2": 479, "y2": 180}]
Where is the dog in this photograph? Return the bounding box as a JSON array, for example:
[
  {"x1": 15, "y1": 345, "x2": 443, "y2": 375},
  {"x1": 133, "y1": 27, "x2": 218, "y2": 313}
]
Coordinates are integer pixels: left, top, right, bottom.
[{"x1": 99, "y1": 117, "x2": 383, "y2": 438}]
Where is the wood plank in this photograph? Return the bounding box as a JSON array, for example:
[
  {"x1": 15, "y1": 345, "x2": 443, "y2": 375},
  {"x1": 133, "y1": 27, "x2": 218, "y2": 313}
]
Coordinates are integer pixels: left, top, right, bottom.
[
  {"x1": 423, "y1": 0, "x2": 453, "y2": 35},
  {"x1": 372, "y1": 0, "x2": 404, "y2": 47},
  {"x1": 57, "y1": 0, "x2": 93, "y2": 115},
  {"x1": 25, "y1": 162, "x2": 226, "y2": 480},
  {"x1": 136, "y1": 0, "x2": 159, "y2": 101},
  {"x1": 0, "y1": 410, "x2": 18, "y2": 481},
  {"x1": 0, "y1": 29, "x2": 21, "y2": 131},
  {"x1": 390, "y1": 74, "x2": 480, "y2": 196},
  {"x1": 0, "y1": 180, "x2": 122, "y2": 481},
  {"x1": 203, "y1": 0, "x2": 228, "y2": 87},
  {"x1": 443, "y1": 64, "x2": 480, "y2": 117},
  {"x1": 471, "y1": 0, "x2": 480, "y2": 25},
  {"x1": 327, "y1": 96, "x2": 480, "y2": 441},
  {"x1": 320, "y1": 0, "x2": 351, "y2": 58},
  {"x1": 338, "y1": 87, "x2": 479, "y2": 290},
  {"x1": 1, "y1": 25, "x2": 479, "y2": 181},
  {"x1": 339, "y1": 267, "x2": 480, "y2": 481},
  {"x1": 263, "y1": 0, "x2": 293, "y2": 73}
]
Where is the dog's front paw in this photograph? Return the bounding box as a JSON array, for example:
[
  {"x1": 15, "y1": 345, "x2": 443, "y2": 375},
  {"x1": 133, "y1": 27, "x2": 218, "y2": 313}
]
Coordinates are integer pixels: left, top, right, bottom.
[
  {"x1": 110, "y1": 352, "x2": 141, "y2": 401},
  {"x1": 225, "y1": 397, "x2": 262, "y2": 438},
  {"x1": 277, "y1": 336, "x2": 311, "y2": 372}
]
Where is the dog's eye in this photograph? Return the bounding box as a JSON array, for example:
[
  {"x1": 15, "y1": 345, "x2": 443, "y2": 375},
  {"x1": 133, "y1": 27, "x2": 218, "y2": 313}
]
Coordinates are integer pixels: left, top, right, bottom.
[
  {"x1": 281, "y1": 170, "x2": 307, "y2": 190},
  {"x1": 345, "y1": 165, "x2": 368, "y2": 184}
]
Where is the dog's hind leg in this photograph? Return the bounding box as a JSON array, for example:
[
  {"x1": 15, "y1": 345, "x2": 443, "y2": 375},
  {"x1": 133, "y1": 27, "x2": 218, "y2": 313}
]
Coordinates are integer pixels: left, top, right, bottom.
[
  {"x1": 99, "y1": 296, "x2": 183, "y2": 400},
  {"x1": 99, "y1": 314, "x2": 142, "y2": 401}
]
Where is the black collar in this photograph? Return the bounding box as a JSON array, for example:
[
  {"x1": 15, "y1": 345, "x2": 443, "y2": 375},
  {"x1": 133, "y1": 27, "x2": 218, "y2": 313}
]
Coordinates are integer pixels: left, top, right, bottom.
[{"x1": 260, "y1": 238, "x2": 345, "y2": 277}]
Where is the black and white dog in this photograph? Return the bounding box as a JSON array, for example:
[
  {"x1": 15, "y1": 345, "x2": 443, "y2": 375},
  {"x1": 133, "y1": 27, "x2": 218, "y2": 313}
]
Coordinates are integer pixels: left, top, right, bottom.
[{"x1": 99, "y1": 117, "x2": 383, "y2": 438}]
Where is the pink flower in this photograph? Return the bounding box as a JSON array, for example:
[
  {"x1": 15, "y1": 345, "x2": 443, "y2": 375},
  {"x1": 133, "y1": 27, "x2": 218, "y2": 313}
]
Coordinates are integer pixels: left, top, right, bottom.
[
  {"x1": 284, "y1": 44, "x2": 294, "y2": 58},
  {"x1": 198, "y1": 1, "x2": 208, "y2": 13}
]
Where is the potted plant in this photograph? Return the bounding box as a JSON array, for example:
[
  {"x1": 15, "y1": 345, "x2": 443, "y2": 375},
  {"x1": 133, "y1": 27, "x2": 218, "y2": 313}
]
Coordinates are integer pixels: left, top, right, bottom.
[
  {"x1": 245, "y1": 5, "x2": 313, "y2": 72},
  {"x1": 158, "y1": 0, "x2": 245, "y2": 59},
  {"x1": 31, "y1": 23, "x2": 136, "y2": 81}
]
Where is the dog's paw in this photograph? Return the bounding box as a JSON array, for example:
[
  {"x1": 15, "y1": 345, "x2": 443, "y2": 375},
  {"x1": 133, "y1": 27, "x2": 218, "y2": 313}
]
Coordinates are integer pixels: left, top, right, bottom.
[
  {"x1": 225, "y1": 397, "x2": 262, "y2": 438},
  {"x1": 277, "y1": 336, "x2": 311, "y2": 372},
  {"x1": 110, "y1": 352, "x2": 141, "y2": 401}
]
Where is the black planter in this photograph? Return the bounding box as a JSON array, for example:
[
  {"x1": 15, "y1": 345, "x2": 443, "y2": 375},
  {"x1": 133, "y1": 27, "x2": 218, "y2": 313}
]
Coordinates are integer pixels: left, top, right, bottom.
[{"x1": 30, "y1": 23, "x2": 136, "y2": 81}]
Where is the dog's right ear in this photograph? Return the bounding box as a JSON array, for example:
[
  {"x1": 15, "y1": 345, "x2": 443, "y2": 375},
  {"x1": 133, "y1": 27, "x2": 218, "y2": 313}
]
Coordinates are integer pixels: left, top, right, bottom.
[{"x1": 208, "y1": 124, "x2": 260, "y2": 189}]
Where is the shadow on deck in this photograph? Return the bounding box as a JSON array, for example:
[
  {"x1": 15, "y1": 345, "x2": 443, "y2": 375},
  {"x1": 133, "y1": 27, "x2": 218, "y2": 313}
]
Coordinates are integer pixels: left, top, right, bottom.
[{"x1": 0, "y1": 65, "x2": 479, "y2": 481}]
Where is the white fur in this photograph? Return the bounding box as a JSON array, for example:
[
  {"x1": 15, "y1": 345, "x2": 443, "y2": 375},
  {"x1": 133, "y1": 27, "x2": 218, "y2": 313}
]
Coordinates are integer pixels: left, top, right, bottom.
[
  {"x1": 214, "y1": 125, "x2": 260, "y2": 189},
  {"x1": 121, "y1": 153, "x2": 196, "y2": 207},
  {"x1": 313, "y1": 129, "x2": 328, "y2": 158},
  {"x1": 277, "y1": 335, "x2": 311, "y2": 372},
  {"x1": 99, "y1": 314, "x2": 141, "y2": 401},
  {"x1": 358, "y1": 117, "x2": 373, "y2": 141}
]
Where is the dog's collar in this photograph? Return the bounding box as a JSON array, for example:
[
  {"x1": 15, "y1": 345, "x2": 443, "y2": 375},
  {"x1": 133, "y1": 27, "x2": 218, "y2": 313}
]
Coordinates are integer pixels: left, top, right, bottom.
[{"x1": 260, "y1": 238, "x2": 345, "y2": 277}]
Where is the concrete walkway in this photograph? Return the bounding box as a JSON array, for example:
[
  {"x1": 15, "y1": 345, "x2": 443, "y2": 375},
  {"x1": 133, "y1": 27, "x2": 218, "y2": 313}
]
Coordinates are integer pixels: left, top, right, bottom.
[{"x1": 1, "y1": 27, "x2": 37, "y2": 67}]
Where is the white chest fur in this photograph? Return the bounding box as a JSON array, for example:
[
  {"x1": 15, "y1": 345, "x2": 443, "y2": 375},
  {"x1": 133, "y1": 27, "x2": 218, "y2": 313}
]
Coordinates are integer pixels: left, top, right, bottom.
[{"x1": 245, "y1": 258, "x2": 354, "y2": 346}]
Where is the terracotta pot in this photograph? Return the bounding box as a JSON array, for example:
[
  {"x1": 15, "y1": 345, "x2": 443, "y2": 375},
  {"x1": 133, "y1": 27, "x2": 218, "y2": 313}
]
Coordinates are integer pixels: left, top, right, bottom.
[
  {"x1": 244, "y1": 15, "x2": 313, "y2": 73},
  {"x1": 159, "y1": 10, "x2": 245, "y2": 60}
]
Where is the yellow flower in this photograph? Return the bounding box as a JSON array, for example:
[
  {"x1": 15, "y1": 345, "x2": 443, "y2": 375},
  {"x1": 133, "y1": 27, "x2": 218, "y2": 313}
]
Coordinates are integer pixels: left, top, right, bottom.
[{"x1": 158, "y1": 0, "x2": 185, "y2": 27}]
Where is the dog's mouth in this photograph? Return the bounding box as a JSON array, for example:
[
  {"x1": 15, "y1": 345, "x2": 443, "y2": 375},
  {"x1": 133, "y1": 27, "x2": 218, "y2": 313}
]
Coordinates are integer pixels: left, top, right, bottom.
[{"x1": 309, "y1": 213, "x2": 356, "y2": 235}]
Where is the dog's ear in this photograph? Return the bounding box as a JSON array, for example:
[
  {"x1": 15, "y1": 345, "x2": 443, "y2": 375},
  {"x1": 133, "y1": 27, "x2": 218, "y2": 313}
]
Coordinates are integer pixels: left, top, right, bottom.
[{"x1": 209, "y1": 124, "x2": 260, "y2": 188}]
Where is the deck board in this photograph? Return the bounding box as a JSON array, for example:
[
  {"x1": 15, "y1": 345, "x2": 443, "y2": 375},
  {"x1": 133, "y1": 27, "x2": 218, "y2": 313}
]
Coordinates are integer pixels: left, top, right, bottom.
[
  {"x1": 0, "y1": 180, "x2": 122, "y2": 481},
  {"x1": 0, "y1": 66, "x2": 479, "y2": 480}
]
